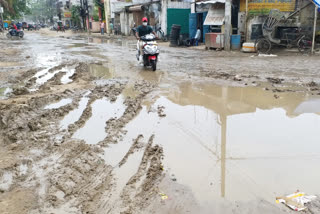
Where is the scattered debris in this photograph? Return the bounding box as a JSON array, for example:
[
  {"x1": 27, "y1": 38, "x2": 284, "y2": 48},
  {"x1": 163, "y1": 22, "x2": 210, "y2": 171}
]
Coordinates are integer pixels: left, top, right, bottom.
[
  {"x1": 258, "y1": 54, "x2": 278, "y2": 57},
  {"x1": 267, "y1": 77, "x2": 284, "y2": 84},
  {"x1": 159, "y1": 192, "x2": 168, "y2": 200},
  {"x1": 233, "y1": 75, "x2": 242, "y2": 81},
  {"x1": 157, "y1": 105, "x2": 166, "y2": 118},
  {"x1": 276, "y1": 191, "x2": 317, "y2": 211},
  {"x1": 306, "y1": 81, "x2": 317, "y2": 87}
]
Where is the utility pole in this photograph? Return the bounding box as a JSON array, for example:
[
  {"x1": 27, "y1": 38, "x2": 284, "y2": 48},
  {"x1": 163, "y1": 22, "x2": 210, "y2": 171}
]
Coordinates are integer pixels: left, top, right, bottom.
[
  {"x1": 0, "y1": 6, "x2": 4, "y2": 30},
  {"x1": 84, "y1": 0, "x2": 90, "y2": 33},
  {"x1": 224, "y1": 0, "x2": 231, "y2": 51},
  {"x1": 80, "y1": 0, "x2": 86, "y2": 30},
  {"x1": 104, "y1": 0, "x2": 110, "y2": 34},
  {"x1": 245, "y1": 0, "x2": 248, "y2": 42},
  {"x1": 312, "y1": 5, "x2": 318, "y2": 54}
]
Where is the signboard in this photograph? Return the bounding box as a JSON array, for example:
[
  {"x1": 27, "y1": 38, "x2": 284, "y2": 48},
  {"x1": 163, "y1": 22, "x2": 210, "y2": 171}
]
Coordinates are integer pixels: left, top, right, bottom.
[
  {"x1": 64, "y1": 12, "x2": 72, "y2": 18},
  {"x1": 0, "y1": 7, "x2": 3, "y2": 14},
  {"x1": 240, "y1": 0, "x2": 296, "y2": 14}
]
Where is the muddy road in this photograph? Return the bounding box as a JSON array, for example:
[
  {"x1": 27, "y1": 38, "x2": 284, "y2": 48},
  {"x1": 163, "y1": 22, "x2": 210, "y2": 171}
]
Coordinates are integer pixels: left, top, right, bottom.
[{"x1": 1, "y1": 30, "x2": 320, "y2": 214}]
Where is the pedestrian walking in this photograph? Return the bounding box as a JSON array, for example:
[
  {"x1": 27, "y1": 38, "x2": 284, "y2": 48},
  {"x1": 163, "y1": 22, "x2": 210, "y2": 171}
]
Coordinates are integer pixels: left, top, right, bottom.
[
  {"x1": 193, "y1": 27, "x2": 201, "y2": 46},
  {"x1": 110, "y1": 21, "x2": 114, "y2": 35},
  {"x1": 100, "y1": 21, "x2": 105, "y2": 35}
]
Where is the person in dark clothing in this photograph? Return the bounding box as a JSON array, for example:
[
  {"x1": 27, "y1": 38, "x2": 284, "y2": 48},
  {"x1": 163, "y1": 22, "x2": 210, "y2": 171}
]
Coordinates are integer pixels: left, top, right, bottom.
[
  {"x1": 17, "y1": 22, "x2": 22, "y2": 30},
  {"x1": 135, "y1": 17, "x2": 157, "y2": 63},
  {"x1": 11, "y1": 22, "x2": 18, "y2": 35}
]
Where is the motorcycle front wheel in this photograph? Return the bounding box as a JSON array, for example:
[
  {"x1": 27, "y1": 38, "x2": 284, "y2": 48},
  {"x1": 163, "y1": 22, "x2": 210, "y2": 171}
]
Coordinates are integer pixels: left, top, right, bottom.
[
  {"x1": 150, "y1": 60, "x2": 156, "y2": 71},
  {"x1": 19, "y1": 32, "x2": 24, "y2": 38},
  {"x1": 6, "y1": 33, "x2": 11, "y2": 39}
]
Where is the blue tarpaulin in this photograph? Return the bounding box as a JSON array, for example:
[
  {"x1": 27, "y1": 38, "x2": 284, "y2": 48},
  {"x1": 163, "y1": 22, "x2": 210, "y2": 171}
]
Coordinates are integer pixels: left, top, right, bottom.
[{"x1": 313, "y1": 0, "x2": 320, "y2": 7}]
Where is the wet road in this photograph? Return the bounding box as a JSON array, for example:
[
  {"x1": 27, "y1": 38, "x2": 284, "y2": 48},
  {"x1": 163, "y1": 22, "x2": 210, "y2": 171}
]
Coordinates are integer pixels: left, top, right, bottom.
[{"x1": 1, "y1": 31, "x2": 320, "y2": 213}]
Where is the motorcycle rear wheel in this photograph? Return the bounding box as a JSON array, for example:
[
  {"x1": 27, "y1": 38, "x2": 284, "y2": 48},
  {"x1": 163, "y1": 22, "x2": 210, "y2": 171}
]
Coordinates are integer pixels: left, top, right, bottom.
[{"x1": 6, "y1": 33, "x2": 11, "y2": 39}]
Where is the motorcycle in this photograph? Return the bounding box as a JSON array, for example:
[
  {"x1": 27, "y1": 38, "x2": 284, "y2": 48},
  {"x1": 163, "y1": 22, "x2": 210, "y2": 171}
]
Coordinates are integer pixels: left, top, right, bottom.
[
  {"x1": 6, "y1": 28, "x2": 24, "y2": 38},
  {"x1": 57, "y1": 25, "x2": 65, "y2": 32},
  {"x1": 136, "y1": 34, "x2": 160, "y2": 71}
]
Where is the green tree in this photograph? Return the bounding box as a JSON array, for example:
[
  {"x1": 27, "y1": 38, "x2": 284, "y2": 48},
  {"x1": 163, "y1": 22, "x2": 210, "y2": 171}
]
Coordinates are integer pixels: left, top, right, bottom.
[
  {"x1": 27, "y1": 0, "x2": 57, "y2": 24},
  {"x1": 71, "y1": 5, "x2": 81, "y2": 27},
  {"x1": 1, "y1": 0, "x2": 30, "y2": 19}
]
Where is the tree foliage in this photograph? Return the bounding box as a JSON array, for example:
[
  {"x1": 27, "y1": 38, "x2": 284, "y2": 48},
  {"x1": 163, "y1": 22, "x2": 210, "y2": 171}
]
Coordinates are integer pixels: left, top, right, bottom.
[
  {"x1": 1, "y1": 0, "x2": 30, "y2": 19},
  {"x1": 71, "y1": 5, "x2": 81, "y2": 27},
  {"x1": 27, "y1": 0, "x2": 57, "y2": 23}
]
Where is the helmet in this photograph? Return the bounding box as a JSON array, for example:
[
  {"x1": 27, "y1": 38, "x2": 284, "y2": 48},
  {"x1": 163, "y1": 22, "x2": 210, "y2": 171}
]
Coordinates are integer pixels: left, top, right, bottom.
[{"x1": 142, "y1": 17, "x2": 148, "y2": 22}]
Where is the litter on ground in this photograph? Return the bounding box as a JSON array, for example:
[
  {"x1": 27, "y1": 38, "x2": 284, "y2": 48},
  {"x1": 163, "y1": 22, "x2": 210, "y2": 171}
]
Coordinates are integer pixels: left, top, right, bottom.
[{"x1": 276, "y1": 191, "x2": 317, "y2": 211}]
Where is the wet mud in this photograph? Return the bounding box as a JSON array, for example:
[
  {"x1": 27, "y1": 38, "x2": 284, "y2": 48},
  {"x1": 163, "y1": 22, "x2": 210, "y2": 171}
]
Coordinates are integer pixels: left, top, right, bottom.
[{"x1": 1, "y1": 31, "x2": 320, "y2": 213}]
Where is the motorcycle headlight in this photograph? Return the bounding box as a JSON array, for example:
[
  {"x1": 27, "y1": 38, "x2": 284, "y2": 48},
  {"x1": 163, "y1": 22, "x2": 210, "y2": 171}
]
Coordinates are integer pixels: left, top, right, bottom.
[{"x1": 144, "y1": 45, "x2": 157, "y2": 54}]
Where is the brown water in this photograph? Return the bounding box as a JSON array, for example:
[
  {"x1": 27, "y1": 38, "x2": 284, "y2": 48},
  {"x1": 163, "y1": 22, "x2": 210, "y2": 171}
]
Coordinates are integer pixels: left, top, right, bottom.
[
  {"x1": 75, "y1": 79, "x2": 320, "y2": 211},
  {"x1": 3, "y1": 33, "x2": 320, "y2": 213}
]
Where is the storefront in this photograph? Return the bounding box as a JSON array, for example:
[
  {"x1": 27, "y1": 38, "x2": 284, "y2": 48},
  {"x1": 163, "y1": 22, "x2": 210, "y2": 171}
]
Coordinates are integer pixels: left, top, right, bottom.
[{"x1": 191, "y1": 0, "x2": 239, "y2": 43}]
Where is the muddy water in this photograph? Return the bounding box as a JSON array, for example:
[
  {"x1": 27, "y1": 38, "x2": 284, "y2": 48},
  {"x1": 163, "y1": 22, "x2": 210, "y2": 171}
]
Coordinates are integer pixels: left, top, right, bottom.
[
  {"x1": 72, "y1": 96, "x2": 126, "y2": 144},
  {"x1": 60, "y1": 94, "x2": 90, "y2": 130},
  {"x1": 44, "y1": 98, "x2": 73, "y2": 109},
  {"x1": 89, "y1": 63, "x2": 114, "y2": 79},
  {"x1": 60, "y1": 67, "x2": 75, "y2": 84},
  {"x1": 3, "y1": 32, "x2": 320, "y2": 213},
  {"x1": 113, "y1": 82, "x2": 320, "y2": 210}
]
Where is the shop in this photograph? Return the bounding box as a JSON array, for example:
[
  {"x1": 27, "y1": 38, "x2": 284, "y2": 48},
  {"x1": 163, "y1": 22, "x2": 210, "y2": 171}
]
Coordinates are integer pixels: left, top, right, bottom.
[{"x1": 191, "y1": 0, "x2": 239, "y2": 45}]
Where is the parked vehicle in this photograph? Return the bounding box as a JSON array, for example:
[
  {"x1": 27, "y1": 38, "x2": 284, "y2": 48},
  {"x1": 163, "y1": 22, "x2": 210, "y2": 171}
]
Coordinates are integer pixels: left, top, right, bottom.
[
  {"x1": 136, "y1": 34, "x2": 160, "y2": 71},
  {"x1": 35, "y1": 24, "x2": 41, "y2": 31},
  {"x1": 27, "y1": 24, "x2": 35, "y2": 31},
  {"x1": 255, "y1": 9, "x2": 312, "y2": 54},
  {"x1": 71, "y1": 26, "x2": 81, "y2": 33},
  {"x1": 22, "y1": 22, "x2": 28, "y2": 30},
  {"x1": 50, "y1": 24, "x2": 57, "y2": 31},
  {"x1": 7, "y1": 28, "x2": 24, "y2": 38}
]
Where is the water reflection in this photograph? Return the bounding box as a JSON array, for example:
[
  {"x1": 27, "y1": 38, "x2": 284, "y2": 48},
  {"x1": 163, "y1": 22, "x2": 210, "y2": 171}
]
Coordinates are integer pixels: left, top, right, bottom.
[{"x1": 154, "y1": 82, "x2": 320, "y2": 206}]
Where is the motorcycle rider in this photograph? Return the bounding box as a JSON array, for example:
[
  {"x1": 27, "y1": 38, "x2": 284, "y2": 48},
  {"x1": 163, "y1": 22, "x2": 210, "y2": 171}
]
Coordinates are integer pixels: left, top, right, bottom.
[
  {"x1": 11, "y1": 22, "x2": 18, "y2": 36},
  {"x1": 135, "y1": 17, "x2": 157, "y2": 63}
]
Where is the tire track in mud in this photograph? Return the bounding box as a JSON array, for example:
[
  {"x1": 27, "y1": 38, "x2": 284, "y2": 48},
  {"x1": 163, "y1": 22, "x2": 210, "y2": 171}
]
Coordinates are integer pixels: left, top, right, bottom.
[
  {"x1": 120, "y1": 135, "x2": 164, "y2": 214},
  {"x1": 0, "y1": 59, "x2": 166, "y2": 213},
  {"x1": 66, "y1": 81, "x2": 127, "y2": 139},
  {"x1": 0, "y1": 87, "x2": 92, "y2": 213},
  {"x1": 99, "y1": 81, "x2": 155, "y2": 146}
]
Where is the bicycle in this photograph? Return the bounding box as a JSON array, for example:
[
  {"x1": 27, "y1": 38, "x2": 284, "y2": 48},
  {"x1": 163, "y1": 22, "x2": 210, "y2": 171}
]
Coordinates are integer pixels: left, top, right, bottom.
[
  {"x1": 156, "y1": 27, "x2": 167, "y2": 42},
  {"x1": 255, "y1": 9, "x2": 312, "y2": 54},
  {"x1": 256, "y1": 29, "x2": 312, "y2": 54}
]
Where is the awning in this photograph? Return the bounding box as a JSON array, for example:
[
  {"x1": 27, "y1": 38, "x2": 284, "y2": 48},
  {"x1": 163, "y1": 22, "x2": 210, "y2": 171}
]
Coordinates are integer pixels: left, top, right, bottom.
[
  {"x1": 128, "y1": 5, "x2": 143, "y2": 12},
  {"x1": 203, "y1": 6, "x2": 225, "y2": 25},
  {"x1": 196, "y1": 0, "x2": 225, "y2": 5}
]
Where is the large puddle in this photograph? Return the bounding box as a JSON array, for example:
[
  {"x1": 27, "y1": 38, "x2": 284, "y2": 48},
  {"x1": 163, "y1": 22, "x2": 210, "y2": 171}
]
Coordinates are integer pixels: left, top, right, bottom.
[
  {"x1": 60, "y1": 93, "x2": 90, "y2": 130},
  {"x1": 72, "y1": 96, "x2": 125, "y2": 144},
  {"x1": 103, "y1": 82, "x2": 320, "y2": 210}
]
